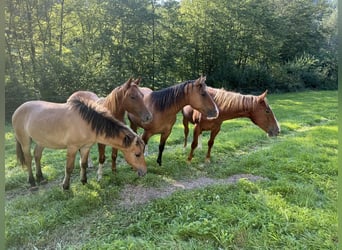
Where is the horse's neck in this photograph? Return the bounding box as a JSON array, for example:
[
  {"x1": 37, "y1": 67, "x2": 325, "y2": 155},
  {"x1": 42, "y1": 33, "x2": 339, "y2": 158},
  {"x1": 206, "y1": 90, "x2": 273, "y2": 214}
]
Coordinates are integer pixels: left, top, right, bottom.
[
  {"x1": 150, "y1": 87, "x2": 188, "y2": 115},
  {"x1": 216, "y1": 92, "x2": 255, "y2": 120},
  {"x1": 174, "y1": 85, "x2": 199, "y2": 113},
  {"x1": 173, "y1": 97, "x2": 188, "y2": 114},
  {"x1": 103, "y1": 89, "x2": 125, "y2": 120},
  {"x1": 96, "y1": 132, "x2": 126, "y2": 150}
]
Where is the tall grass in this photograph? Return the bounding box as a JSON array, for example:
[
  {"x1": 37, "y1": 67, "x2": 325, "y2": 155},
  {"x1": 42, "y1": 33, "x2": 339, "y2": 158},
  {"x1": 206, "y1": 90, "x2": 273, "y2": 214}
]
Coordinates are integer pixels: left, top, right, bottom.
[{"x1": 5, "y1": 90, "x2": 337, "y2": 249}]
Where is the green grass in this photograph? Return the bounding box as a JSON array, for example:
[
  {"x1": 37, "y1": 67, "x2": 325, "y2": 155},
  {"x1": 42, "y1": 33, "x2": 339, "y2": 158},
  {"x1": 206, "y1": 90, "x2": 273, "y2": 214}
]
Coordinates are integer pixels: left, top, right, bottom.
[{"x1": 5, "y1": 90, "x2": 337, "y2": 249}]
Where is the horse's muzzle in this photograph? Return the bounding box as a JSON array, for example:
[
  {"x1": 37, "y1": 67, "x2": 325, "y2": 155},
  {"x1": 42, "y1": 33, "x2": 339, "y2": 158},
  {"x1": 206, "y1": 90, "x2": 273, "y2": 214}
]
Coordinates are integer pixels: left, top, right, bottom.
[
  {"x1": 137, "y1": 169, "x2": 147, "y2": 177},
  {"x1": 268, "y1": 127, "x2": 280, "y2": 137},
  {"x1": 206, "y1": 108, "x2": 219, "y2": 120},
  {"x1": 141, "y1": 113, "x2": 153, "y2": 124}
]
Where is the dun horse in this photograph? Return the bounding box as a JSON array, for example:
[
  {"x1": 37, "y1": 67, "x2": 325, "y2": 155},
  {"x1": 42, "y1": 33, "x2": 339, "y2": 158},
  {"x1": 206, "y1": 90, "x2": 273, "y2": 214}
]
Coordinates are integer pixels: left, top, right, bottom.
[
  {"x1": 68, "y1": 77, "x2": 152, "y2": 180},
  {"x1": 182, "y1": 87, "x2": 280, "y2": 162},
  {"x1": 12, "y1": 96, "x2": 147, "y2": 190},
  {"x1": 128, "y1": 76, "x2": 219, "y2": 166}
]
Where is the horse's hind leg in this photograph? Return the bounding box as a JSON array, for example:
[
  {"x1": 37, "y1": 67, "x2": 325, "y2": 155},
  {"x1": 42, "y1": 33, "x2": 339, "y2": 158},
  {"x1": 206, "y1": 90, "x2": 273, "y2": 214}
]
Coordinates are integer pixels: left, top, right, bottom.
[
  {"x1": 183, "y1": 116, "x2": 189, "y2": 148},
  {"x1": 34, "y1": 144, "x2": 47, "y2": 184},
  {"x1": 206, "y1": 127, "x2": 220, "y2": 163},
  {"x1": 188, "y1": 124, "x2": 202, "y2": 162},
  {"x1": 16, "y1": 137, "x2": 36, "y2": 188}
]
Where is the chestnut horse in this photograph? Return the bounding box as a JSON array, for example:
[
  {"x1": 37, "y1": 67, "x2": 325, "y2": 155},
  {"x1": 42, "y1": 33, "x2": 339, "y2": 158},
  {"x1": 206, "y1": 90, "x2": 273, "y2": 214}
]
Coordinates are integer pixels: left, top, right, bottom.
[
  {"x1": 68, "y1": 77, "x2": 152, "y2": 180},
  {"x1": 182, "y1": 87, "x2": 280, "y2": 162},
  {"x1": 12, "y1": 95, "x2": 147, "y2": 190},
  {"x1": 128, "y1": 76, "x2": 219, "y2": 166}
]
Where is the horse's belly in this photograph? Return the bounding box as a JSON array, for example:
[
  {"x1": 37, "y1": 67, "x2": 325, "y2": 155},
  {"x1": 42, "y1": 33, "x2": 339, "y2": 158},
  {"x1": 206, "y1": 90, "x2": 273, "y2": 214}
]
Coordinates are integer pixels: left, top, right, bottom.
[
  {"x1": 28, "y1": 126, "x2": 95, "y2": 150},
  {"x1": 34, "y1": 139, "x2": 68, "y2": 149},
  {"x1": 200, "y1": 121, "x2": 221, "y2": 131}
]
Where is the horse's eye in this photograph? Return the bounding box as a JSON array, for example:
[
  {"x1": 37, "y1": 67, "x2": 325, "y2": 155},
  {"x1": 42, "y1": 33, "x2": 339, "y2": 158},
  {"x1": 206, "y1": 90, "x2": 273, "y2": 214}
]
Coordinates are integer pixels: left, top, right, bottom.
[
  {"x1": 265, "y1": 109, "x2": 271, "y2": 114},
  {"x1": 201, "y1": 92, "x2": 206, "y2": 97},
  {"x1": 131, "y1": 95, "x2": 136, "y2": 100},
  {"x1": 135, "y1": 153, "x2": 141, "y2": 158}
]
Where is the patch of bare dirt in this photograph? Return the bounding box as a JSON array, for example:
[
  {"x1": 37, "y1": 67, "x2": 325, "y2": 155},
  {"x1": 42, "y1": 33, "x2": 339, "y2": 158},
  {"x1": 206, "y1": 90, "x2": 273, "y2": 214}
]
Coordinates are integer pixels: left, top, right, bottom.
[{"x1": 119, "y1": 174, "x2": 268, "y2": 208}]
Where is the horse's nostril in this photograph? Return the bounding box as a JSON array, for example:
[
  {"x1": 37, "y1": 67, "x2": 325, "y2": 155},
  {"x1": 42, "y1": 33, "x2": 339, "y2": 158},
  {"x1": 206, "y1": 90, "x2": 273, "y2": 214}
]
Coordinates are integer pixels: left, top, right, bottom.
[
  {"x1": 207, "y1": 109, "x2": 218, "y2": 119},
  {"x1": 268, "y1": 129, "x2": 279, "y2": 137}
]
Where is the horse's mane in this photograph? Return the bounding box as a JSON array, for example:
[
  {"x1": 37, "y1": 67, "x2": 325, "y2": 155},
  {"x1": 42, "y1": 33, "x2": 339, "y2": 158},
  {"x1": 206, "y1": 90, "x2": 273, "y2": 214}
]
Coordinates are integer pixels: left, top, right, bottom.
[
  {"x1": 150, "y1": 80, "x2": 195, "y2": 111},
  {"x1": 97, "y1": 85, "x2": 123, "y2": 115},
  {"x1": 68, "y1": 96, "x2": 134, "y2": 147},
  {"x1": 211, "y1": 88, "x2": 260, "y2": 112}
]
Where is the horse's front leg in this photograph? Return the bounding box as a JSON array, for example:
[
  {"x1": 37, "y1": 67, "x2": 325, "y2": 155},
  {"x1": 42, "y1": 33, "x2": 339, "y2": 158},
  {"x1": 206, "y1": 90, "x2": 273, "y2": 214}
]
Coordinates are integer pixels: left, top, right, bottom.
[
  {"x1": 142, "y1": 131, "x2": 153, "y2": 156},
  {"x1": 79, "y1": 147, "x2": 91, "y2": 185},
  {"x1": 157, "y1": 130, "x2": 172, "y2": 166},
  {"x1": 111, "y1": 147, "x2": 118, "y2": 173},
  {"x1": 188, "y1": 124, "x2": 202, "y2": 162},
  {"x1": 80, "y1": 151, "x2": 94, "y2": 168},
  {"x1": 97, "y1": 143, "x2": 106, "y2": 181},
  {"x1": 62, "y1": 147, "x2": 78, "y2": 190},
  {"x1": 206, "y1": 126, "x2": 221, "y2": 163},
  {"x1": 33, "y1": 144, "x2": 47, "y2": 184}
]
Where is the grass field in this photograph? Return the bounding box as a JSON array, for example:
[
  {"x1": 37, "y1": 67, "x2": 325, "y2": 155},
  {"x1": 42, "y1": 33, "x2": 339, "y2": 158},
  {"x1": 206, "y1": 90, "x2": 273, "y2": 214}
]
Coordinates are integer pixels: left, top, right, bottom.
[{"x1": 5, "y1": 90, "x2": 337, "y2": 249}]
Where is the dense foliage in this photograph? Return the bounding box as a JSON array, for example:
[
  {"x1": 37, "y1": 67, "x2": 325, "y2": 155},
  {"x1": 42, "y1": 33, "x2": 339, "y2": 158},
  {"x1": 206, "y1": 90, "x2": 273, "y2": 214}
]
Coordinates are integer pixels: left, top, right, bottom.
[{"x1": 5, "y1": 0, "x2": 337, "y2": 119}]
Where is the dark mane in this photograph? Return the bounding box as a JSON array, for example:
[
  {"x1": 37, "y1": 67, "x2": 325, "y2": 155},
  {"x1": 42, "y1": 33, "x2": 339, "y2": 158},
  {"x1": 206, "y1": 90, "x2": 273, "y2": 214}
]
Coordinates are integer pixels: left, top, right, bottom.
[
  {"x1": 150, "y1": 80, "x2": 195, "y2": 111},
  {"x1": 68, "y1": 97, "x2": 134, "y2": 146}
]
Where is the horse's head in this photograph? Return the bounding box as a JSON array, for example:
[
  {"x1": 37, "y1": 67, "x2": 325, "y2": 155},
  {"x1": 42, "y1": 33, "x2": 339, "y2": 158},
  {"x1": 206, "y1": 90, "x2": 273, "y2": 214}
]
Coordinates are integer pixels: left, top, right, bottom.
[
  {"x1": 250, "y1": 90, "x2": 280, "y2": 137},
  {"x1": 122, "y1": 135, "x2": 147, "y2": 177},
  {"x1": 186, "y1": 76, "x2": 219, "y2": 119},
  {"x1": 122, "y1": 77, "x2": 153, "y2": 124}
]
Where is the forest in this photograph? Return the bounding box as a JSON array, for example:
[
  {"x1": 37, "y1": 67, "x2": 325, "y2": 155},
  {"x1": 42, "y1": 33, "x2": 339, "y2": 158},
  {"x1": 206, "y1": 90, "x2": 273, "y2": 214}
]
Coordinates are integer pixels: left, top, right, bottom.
[{"x1": 5, "y1": 0, "x2": 337, "y2": 120}]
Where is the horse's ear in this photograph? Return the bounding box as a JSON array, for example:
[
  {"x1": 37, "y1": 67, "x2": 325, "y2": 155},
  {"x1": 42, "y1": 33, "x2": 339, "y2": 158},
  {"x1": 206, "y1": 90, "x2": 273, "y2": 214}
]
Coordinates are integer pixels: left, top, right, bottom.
[
  {"x1": 258, "y1": 90, "x2": 268, "y2": 102},
  {"x1": 196, "y1": 75, "x2": 206, "y2": 85},
  {"x1": 134, "y1": 77, "x2": 142, "y2": 86},
  {"x1": 124, "y1": 77, "x2": 134, "y2": 88}
]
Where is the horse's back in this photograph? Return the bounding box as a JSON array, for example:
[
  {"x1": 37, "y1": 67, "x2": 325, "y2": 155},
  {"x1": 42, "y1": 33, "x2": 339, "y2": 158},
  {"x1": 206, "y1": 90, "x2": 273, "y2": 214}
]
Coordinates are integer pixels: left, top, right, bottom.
[
  {"x1": 12, "y1": 100, "x2": 90, "y2": 149},
  {"x1": 13, "y1": 100, "x2": 68, "y2": 122},
  {"x1": 67, "y1": 91, "x2": 99, "y2": 103},
  {"x1": 139, "y1": 87, "x2": 153, "y2": 95}
]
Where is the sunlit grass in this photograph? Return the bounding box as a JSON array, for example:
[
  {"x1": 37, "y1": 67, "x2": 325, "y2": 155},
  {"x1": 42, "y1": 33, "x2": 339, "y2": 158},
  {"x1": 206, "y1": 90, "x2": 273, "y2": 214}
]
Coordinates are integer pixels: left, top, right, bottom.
[{"x1": 5, "y1": 90, "x2": 337, "y2": 249}]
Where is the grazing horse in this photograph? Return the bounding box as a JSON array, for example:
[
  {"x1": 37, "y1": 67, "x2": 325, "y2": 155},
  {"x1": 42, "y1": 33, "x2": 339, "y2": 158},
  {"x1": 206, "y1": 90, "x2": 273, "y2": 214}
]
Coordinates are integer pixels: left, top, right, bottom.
[
  {"x1": 182, "y1": 87, "x2": 280, "y2": 162},
  {"x1": 128, "y1": 76, "x2": 219, "y2": 166},
  {"x1": 12, "y1": 95, "x2": 147, "y2": 190},
  {"x1": 68, "y1": 77, "x2": 152, "y2": 180}
]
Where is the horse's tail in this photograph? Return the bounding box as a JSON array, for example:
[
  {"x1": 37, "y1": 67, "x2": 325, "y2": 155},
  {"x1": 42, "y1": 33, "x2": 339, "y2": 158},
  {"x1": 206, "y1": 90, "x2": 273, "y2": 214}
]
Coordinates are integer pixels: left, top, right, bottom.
[{"x1": 16, "y1": 139, "x2": 26, "y2": 169}]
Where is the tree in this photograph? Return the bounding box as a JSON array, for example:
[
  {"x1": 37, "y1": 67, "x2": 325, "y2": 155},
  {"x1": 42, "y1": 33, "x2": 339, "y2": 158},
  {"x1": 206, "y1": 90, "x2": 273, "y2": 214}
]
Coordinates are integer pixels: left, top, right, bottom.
[{"x1": 5, "y1": 0, "x2": 337, "y2": 120}]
